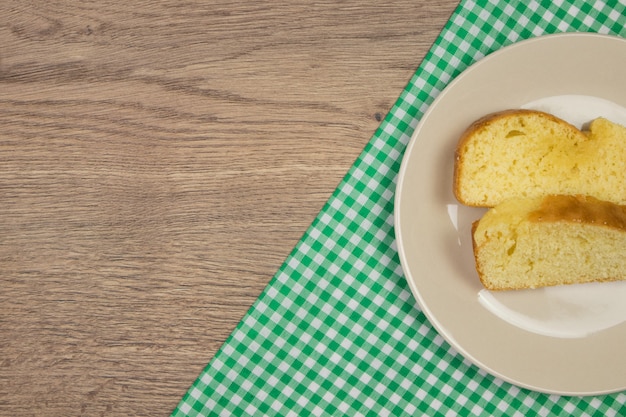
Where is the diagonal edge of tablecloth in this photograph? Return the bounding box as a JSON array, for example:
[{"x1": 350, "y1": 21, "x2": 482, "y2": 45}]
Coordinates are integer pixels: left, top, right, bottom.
[{"x1": 171, "y1": 1, "x2": 626, "y2": 416}]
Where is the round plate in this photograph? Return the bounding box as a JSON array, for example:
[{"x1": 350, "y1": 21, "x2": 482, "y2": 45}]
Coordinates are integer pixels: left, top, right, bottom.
[{"x1": 394, "y1": 33, "x2": 626, "y2": 395}]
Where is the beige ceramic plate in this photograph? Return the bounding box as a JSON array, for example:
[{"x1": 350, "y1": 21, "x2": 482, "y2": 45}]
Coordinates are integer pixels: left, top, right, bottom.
[{"x1": 395, "y1": 33, "x2": 626, "y2": 395}]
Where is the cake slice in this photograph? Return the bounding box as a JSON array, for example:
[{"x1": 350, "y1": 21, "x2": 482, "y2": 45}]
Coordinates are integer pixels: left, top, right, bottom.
[
  {"x1": 472, "y1": 194, "x2": 626, "y2": 291},
  {"x1": 454, "y1": 109, "x2": 626, "y2": 207}
]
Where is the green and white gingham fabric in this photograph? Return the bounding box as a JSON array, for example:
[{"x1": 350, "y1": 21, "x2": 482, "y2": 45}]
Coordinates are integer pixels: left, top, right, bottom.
[{"x1": 172, "y1": 1, "x2": 626, "y2": 416}]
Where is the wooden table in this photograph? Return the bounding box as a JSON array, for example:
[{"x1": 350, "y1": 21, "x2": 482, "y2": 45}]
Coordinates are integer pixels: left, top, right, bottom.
[{"x1": 0, "y1": 1, "x2": 459, "y2": 415}]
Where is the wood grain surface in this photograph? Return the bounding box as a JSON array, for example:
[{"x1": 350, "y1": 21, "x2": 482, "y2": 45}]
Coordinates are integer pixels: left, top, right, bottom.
[{"x1": 0, "y1": 1, "x2": 459, "y2": 415}]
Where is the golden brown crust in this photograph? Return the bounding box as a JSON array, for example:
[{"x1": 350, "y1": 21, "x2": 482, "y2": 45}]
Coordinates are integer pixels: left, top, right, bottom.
[
  {"x1": 470, "y1": 220, "x2": 491, "y2": 290},
  {"x1": 529, "y1": 194, "x2": 626, "y2": 231}
]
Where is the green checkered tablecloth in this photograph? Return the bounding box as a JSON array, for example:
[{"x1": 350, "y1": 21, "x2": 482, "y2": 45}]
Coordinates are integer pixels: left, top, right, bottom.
[{"x1": 172, "y1": 1, "x2": 626, "y2": 416}]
